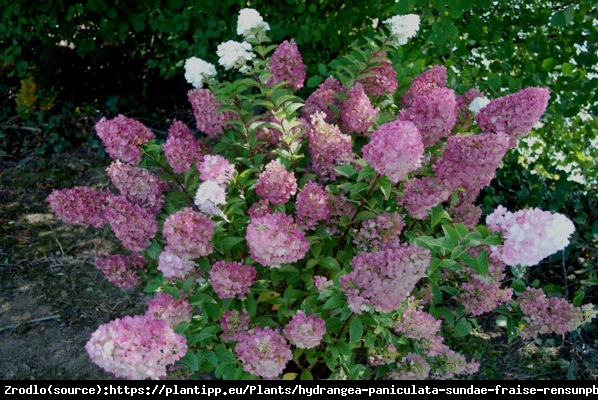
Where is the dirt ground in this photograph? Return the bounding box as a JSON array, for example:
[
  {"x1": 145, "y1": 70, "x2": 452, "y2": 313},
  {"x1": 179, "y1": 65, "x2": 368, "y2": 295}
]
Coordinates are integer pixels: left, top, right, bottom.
[{"x1": 1, "y1": 145, "x2": 597, "y2": 381}]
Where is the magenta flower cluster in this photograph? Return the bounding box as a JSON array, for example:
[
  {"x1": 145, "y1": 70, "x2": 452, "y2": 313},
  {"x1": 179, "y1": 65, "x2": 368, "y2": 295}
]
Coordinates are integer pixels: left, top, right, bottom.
[
  {"x1": 234, "y1": 326, "x2": 293, "y2": 379},
  {"x1": 268, "y1": 38, "x2": 306, "y2": 91},
  {"x1": 47, "y1": 186, "x2": 108, "y2": 228},
  {"x1": 163, "y1": 119, "x2": 204, "y2": 173},
  {"x1": 255, "y1": 159, "x2": 297, "y2": 205},
  {"x1": 94, "y1": 114, "x2": 155, "y2": 164},
  {"x1": 146, "y1": 292, "x2": 192, "y2": 329},
  {"x1": 209, "y1": 261, "x2": 257, "y2": 299},
  {"x1": 94, "y1": 253, "x2": 145, "y2": 288}
]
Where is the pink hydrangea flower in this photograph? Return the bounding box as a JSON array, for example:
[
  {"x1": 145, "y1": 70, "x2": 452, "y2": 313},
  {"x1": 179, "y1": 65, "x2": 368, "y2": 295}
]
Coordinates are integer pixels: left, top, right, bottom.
[
  {"x1": 157, "y1": 248, "x2": 196, "y2": 281},
  {"x1": 295, "y1": 180, "x2": 330, "y2": 230},
  {"x1": 268, "y1": 38, "x2": 306, "y2": 91},
  {"x1": 398, "y1": 86, "x2": 457, "y2": 147},
  {"x1": 255, "y1": 159, "x2": 297, "y2": 206},
  {"x1": 455, "y1": 87, "x2": 484, "y2": 130},
  {"x1": 353, "y1": 212, "x2": 406, "y2": 252},
  {"x1": 106, "y1": 160, "x2": 166, "y2": 215},
  {"x1": 199, "y1": 154, "x2": 235, "y2": 185},
  {"x1": 221, "y1": 309, "x2": 250, "y2": 342},
  {"x1": 94, "y1": 115, "x2": 155, "y2": 164},
  {"x1": 362, "y1": 119, "x2": 424, "y2": 183},
  {"x1": 94, "y1": 253, "x2": 145, "y2": 288},
  {"x1": 162, "y1": 207, "x2": 215, "y2": 259},
  {"x1": 47, "y1": 186, "x2": 108, "y2": 228},
  {"x1": 209, "y1": 261, "x2": 257, "y2": 300},
  {"x1": 340, "y1": 82, "x2": 378, "y2": 134},
  {"x1": 307, "y1": 112, "x2": 354, "y2": 182},
  {"x1": 194, "y1": 180, "x2": 227, "y2": 215},
  {"x1": 485, "y1": 205, "x2": 575, "y2": 267},
  {"x1": 283, "y1": 310, "x2": 326, "y2": 349},
  {"x1": 188, "y1": 87, "x2": 235, "y2": 138},
  {"x1": 340, "y1": 243, "x2": 430, "y2": 313},
  {"x1": 358, "y1": 51, "x2": 397, "y2": 97},
  {"x1": 313, "y1": 275, "x2": 333, "y2": 291},
  {"x1": 459, "y1": 278, "x2": 513, "y2": 316},
  {"x1": 401, "y1": 65, "x2": 447, "y2": 108},
  {"x1": 85, "y1": 314, "x2": 188, "y2": 380},
  {"x1": 387, "y1": 353, "x2": 431, "y2": 380},
  {"x1": 475, "y1": 86, "x2": 550, "y2": 146},
  {"x1": 246, "y1": 212, "x2": 309, "y2": 268},
  {"x1": 146, "y1": 292, "x2": 192, "y2": 329},
  {"x1": 104, "y1": 194, "x2": 158, "y2": 252},
  {"x1": 397, "y1": 176, "x2": 452, "y2": 220},
  {"x1": 235, "y1": 326, "x2": 292, "y2": 379},
  {"x1": 303, "y1": 76, "x2": 344, "y2": 124},
  {"x1": 164, "y1": 119, "x2": 204, "y2": 173}
]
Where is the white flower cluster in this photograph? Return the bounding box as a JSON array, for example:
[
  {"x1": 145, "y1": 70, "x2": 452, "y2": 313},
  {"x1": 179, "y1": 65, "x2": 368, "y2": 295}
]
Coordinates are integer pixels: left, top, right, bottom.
[
  {"x1": 216, "y1": 40, "x2": 255, "y2": 73},
  {"x1": 237, "y1": 8, "x2": 270, "y2": 38},
  {"x1": 184, "y1": 57, "x2": 217, "y2": 87},
  {"x1": 383, "y1": 14, "x2": 420, "y2": 46}
]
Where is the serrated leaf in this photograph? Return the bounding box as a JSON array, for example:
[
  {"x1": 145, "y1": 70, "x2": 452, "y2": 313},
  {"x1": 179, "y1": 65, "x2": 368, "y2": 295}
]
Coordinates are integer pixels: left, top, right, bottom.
[
  {"x1": 333, "y1": 164, "x2": 356, "y2": 177},
  {"x1": 180, "y1": 350, "x2": 199, "y2": 371},
  {"x1": 349, "y1": 318, "x2": 363, "y2": 344},
  {"x1": 442, "y1": 225, "x2": 460, "y2": 248}
]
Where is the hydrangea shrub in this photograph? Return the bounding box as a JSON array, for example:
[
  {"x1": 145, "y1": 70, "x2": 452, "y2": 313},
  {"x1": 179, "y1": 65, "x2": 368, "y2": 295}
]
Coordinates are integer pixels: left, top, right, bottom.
[{"x1": 47, "y1": 8, "x2": 596, "y2": 380}]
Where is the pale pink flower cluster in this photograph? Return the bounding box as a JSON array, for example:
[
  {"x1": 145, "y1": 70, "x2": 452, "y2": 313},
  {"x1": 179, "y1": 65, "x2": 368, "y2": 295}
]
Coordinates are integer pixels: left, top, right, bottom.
[
  {"x1": 485, "y1": 205, "x2": 575, "y2": 267},
  {"x1": 302, "y1": 77, "x2": 344, "y2": 124},
  {"x1": 199, "y1": 154, "x2": 235, "y2": 185},
  {"x1": 283, "y1": 310, "x2": 326, "y2": 349},
  {"x1": 47, "y1": 186, "x2": 108, "y2": 228},
  {"x1": 340, "y1": 243, "x2": 430, "y2": 313},
  {"x1": 94, "y1": 115, "x2": 155, "y2": 164},
  {"x1": 235, "y1": 326, "x2": 292, "y2": 379},
  {"x1": 313, "y1": 275, "x2": 333, "y2": 291},
  {"x1": 188, "y1": 87, "x2": 235, "y2": 138},
  {"x1": 246, "y1": 212, "x2": 309, "y2": 268},
  {"x1": 146, "y1": 292, "x2": 192, "y2": 329},
  {"x1": 295, "y1": 180, "x2": 330, "y2": 230},
  {"x1": 476, "y1": 86, "x2": 550, "y2": 147},
  {"x1": 158, "y1": 250, "x2": 195, "y2": 281},
  {"x1": 94, "y1": 253, "x2": 145, "y2": 288},
  {"x1": 340, "y1": 82, "x2": 378, "y2": 134},
  {"x1": 362, "y1": 119, "x2": 424, "y2": 183},
  {"x1": 220, "y1": 309, "x2": 250, "y2": 341},
  {"x1": 353, "y1": 212, "x2": 406, "y2": 252},
  {"x1": 104, "y1": 195, "x2": 158, "y2": 252},
  {"x1": 209, "y1": 261, "x2": 257, "y2": 300},
  {"x1": 307, "y1": 111, "x2": 354, "y2": 182},
  {"x1": 164, "y1": 119, "x2": 204, "y2": 173},
  {"x1": 255, "y1": 160, "x2": 297, "y2": 205},
  {"x1": 85, "y1": 314, "x2": 188, "y2": 380},
  {"x1": 387, "y1": 353, "x2": 431, "y2": 380},
  {"x1": 323, "y1": 187, "x2": 356, "y2": 235},
  {"x1": 106, "y1": 160, "x2": 166, "y2": 215},
  {"x1": 517, "y1": 287, "x2": 597, "y2": 340},
  {"x1": 194, "y1": 180, "x2": 227, "y2": 215},
  {"x1": 460, "y1": 278, "x2": 513, "y2": 316},
  {"x1": 446, "y1": 199, "x2": 483, "y2": 229},
  {"x1": 358, "y1": 51, "x2": 397, "y2": 97},
  {"x1": 268, "y1": 38, "x2": 306, "y2": 91},
  {"x1": 247, "y1": 198, "x2": 272, "y2": 218},
  {"x1": 398, "y1": 86, "x2": 457, "y2": 147},
  {"x1": 162, "y1": 207, "x2": 215, "y2": 259}
]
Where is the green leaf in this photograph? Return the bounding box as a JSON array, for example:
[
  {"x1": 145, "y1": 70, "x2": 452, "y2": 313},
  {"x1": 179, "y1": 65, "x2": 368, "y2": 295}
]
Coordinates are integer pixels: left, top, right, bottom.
[
  {"x1": 431, "y1": 204, "x2": 451, "y2": 228},
  {"x1": 512, "y1": 278, "x2": 527, "y2": 293},
  {"x1": 333, "y1": 164, "x2": 356, "y2": 178},
  {"x1": 349, "y1": 318, "x2": 363, "y2": 344},
  {"x1": 180, "y1": 350, "x2": 199, "y2": 371},
  {"x1": 319, "y1": 256, "x2": 340, "y2": 271},
  {"x1": 442, "y1": 225, "x2": 460, "y2": 248},
  {"x1": 454, "y1": 318, "x2": 472, "y2": 337}
]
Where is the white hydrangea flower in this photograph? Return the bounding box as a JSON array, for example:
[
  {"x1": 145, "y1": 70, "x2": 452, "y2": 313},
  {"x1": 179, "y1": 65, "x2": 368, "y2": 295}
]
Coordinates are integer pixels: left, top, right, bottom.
[
  {"x1": 383, "y1": 14, "x2": 420, "y2": 45},
  {"x1": 194, "y1": 180, "x2": 226, "y2": 215},
  {"x1": 216, "y1": 40, "x2": 255, "y2": 73},
  {"x1": 184, "y1": 57, "x2": 217, "y2": 87},
  {"x1": 237, "y1": 8, "x2": 270, "y2": 38},
  {"x1": 469, "y1": 96, "x2": 491, "y2": 114}
]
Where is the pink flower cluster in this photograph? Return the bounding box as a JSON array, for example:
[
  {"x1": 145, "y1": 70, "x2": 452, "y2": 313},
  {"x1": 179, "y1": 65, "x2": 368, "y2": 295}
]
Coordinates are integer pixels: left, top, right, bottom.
[
  {"x1": 401, "y1": 65, "x2": 447, "y2": 108},
  {"x1": 255, "y1": 160, "x2": 297, "y2": 205},
  {"x1": 199, "y1": 154, "x2": 235, "y2": 185},
  {"x1": 220, "y1": 309, "x2": 250, "y2": 341},
  {"x1": 146, "y1": 292, "x2": 192, "y2": 329},
  {"x1": 85, "y1": 314, "x2": 188, "y2": 380},
  {"x1": 387, "y1": 353, "x2": 430, "y2": 380},
  {"x1": 397, "y1": 176, "x2": 452, "y2": 220},
  {"x1": 267, "y1": 38, "x2": 306, "y2": 91},
  {"x1": 158, "y1": 250, "x2": 195, "y2": 282},
  {"x1": 246, "y1": 212, "x2": 309, "y2": 268},
  {"x1": 188, "y1": 88, "x2": 235, "y2": 138},
  {"x1": 302, "y1": 77, "x2": 344, "y2": 124},
  {"x1": 358, "y1": 51, "x2": 397, "y2": 98},
  {"x1": 476, "y1": 86, "x2": 550, "y2": 147},
  {"x1": 485, "y1": 205, "x2": 575, "y2": 267},
  {"x1": 164, "y1": 119, "x2": 204, "y2": 173},
  {"x1": 162, "y1": 207, "x2": 215, "y2": 259},
  {"x1": 104, "y1": 194, "x2": 158, "y2": 252},
  {"x1": 340, "y1": 82, "x2": 378, "y2": 134},
  {"x1": 235, "y1": 326, "x2": 292, "y2": 379},
  {"x1": 352, "y1": 212, "x2": 406, "y2": 252},
  {"x1": 47, "y1": 186, "x2": 108, "y2": 228},
  {"x1": 362, "y1": 119, "x2": 424, "y2": 184},
  {"x1": 460, "y1": 278, "x2": 513, "y2": 316},
  {"x1": 517, "y1": 287, "x2": 597, "y2": 340},
  {"x1": 340, "y1": 243, "x2": 430, "y2": 313},
  {"x1": 95, "y1": 115, "x2": 155, "y2": 164},
  {"x1": 106, "y1": 160, "x2": 166, "y2": 215},
  {"x1": 295, "y1": 180, "x2": 330, "y2": 230},
  {"x1": 209, "y1": 261, "x2": 257, "y2": 299},
  {"x1": 283, "y1": 310, "x2": 326, "y2": 349},
  {"x1": 94, "y1": 253, "x2": 145, "y2": 288},
  {"x1": 307, "y1": 112, "x2": 354, "y2": 182}
]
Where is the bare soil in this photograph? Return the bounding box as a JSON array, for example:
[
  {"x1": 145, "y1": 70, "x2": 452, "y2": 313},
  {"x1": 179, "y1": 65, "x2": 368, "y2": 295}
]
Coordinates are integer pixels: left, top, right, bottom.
[{"x1": 1, "y1": 146, "x2": 597, "y2": 381}]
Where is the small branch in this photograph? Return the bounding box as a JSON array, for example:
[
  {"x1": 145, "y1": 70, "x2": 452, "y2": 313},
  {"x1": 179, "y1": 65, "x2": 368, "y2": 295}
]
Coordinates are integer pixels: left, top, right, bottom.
[{"x1": 0, "y1": 314, "x2": 61, "y2": 333}]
